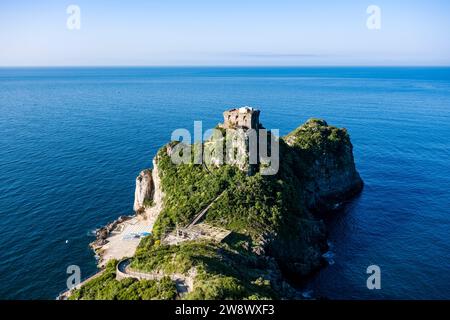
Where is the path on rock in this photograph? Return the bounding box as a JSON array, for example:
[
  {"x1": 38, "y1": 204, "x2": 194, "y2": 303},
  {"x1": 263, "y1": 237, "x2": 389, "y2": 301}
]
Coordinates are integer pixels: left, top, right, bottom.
[
  {"x1": 116, "y1": 258, "x2": 195, "y2": 296},
  {"x1": 187, "y1": 190, "x2": 226, "y2": 228}
]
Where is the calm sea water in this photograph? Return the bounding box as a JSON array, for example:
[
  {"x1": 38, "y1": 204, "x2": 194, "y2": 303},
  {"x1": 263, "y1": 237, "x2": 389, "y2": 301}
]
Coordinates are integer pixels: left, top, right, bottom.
[{"x1": 0, "y1": 67, "x2": 449, "y2": 299}]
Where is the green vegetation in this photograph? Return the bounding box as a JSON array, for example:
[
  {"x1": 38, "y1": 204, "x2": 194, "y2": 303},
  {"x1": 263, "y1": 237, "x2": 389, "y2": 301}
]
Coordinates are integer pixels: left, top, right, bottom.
[
  {"x1": 69, "y1": 260, "x2": 177, "y2": 300},
  {"x1": 143, "y1": 198, "x2": 154, "y2": 208},
  {"x1": 153, "y1": 132, "x2": 306, "y2": 242},
  {"x1": 205, "y1": 173, "x2": 284, "y2": 238},
  {"x1": 132, "y1": 236, "x2": 218, "y2": 274},
  {"x1": 131, "y1": 236, "x2": 277, "y2": 300},
  {"x1": 284, "y1": 118, "x2": 351, "y2": 167},
  {"x1": 152, "y1": 144, "x2": 247, "y2": 239}
]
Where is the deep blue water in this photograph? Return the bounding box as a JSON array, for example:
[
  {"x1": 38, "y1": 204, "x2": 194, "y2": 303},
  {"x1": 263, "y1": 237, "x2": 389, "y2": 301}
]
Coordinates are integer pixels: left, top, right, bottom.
[{"x1": 0, "y1": 67, "x2": 449, "y2": 299}]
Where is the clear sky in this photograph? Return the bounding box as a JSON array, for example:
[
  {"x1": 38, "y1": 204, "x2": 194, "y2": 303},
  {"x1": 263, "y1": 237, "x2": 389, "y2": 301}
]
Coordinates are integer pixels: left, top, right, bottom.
[{"x1": 1, "y1": 0, "x2": 449, "y2": 66}]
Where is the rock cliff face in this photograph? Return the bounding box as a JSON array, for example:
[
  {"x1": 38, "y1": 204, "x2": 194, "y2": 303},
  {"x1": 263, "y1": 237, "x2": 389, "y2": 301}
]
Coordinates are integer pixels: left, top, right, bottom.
[
  {"x1": 133, "y1": 169, "x2": 154, "y2": 212},
  {"x1": 142, "y1": 158, "x2": 164, "y2": 223},
  {"x1": 285, "y1": 119, "x2": 363, "y2": 212},
  {"x1": 203, "y1": 128, "x2": 254, "y2": 174},
  {"x1": 285, "y1": 119, "x2": 363, "y2": 211},
  {"x1": 266, "y1": 119, "x2": 363, "y2": 279}
]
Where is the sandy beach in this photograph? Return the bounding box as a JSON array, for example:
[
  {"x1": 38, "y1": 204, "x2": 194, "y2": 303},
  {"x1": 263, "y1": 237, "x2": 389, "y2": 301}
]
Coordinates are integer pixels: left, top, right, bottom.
[{"x1": 96, "y1": 215, "x2": 153, "y2": 267}]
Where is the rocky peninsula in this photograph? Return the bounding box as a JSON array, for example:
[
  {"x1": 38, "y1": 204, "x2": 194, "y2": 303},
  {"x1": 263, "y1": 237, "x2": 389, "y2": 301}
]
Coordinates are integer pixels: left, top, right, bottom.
[{"x1": 69, "y1": 107, "x2": 363, "y2": 300}]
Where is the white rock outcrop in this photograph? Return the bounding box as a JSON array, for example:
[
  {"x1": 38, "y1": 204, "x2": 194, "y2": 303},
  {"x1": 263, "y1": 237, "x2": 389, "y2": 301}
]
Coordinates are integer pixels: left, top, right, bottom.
[
  {"x1": 133, "y1": 169, "x2": 154, "y2": 212},
  {"x1": 144, "y1": 158, "x2": 164, "y2": 221}
]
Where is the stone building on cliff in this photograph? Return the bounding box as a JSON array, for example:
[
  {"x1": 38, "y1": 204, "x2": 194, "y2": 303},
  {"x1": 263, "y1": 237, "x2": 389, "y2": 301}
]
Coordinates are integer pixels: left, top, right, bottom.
[{"x1": 222, "y1": 106, "x2": 260, "y2": 130}]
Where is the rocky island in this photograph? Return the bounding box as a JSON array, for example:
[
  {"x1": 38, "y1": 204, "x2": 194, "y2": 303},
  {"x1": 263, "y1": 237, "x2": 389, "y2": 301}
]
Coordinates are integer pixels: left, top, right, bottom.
[{"x1": 67, "y1": 107, "x2": 363, "y2": 300}]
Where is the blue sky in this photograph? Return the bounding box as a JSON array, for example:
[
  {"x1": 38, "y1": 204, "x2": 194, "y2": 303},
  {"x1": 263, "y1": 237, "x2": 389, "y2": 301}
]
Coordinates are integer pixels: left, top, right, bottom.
[{"x1": 1, "y1": 0, "x2": 449, "y2": 66}]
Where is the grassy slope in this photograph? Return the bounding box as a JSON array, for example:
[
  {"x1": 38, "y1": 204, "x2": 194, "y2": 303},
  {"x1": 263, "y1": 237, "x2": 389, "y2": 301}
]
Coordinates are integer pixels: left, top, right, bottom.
[{"x1": 69, "y1": 260, "x2": 177, "y2": 300}]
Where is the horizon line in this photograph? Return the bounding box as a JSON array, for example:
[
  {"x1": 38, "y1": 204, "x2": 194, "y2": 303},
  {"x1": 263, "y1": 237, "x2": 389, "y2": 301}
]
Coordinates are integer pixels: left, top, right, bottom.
[{"x1": 1, "y1": 65, "x2": 450, "y2": 68}]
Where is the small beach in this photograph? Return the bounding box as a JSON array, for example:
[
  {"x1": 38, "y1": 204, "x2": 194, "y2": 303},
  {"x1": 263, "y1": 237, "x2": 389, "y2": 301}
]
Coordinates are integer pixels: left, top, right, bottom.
[{"x1": 95, "y1": 215, "x2": 153, "y2": 267}]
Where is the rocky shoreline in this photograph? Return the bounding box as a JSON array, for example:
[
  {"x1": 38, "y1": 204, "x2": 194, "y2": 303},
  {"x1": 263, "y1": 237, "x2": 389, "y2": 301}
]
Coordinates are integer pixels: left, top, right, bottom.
[{"x1": 90, "y1": 215, "x2": 132, "y2": 250}]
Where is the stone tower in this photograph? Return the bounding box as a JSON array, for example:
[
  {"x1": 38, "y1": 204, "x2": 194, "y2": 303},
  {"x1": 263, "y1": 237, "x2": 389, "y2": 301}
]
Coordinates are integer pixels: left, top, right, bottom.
[{"x1": 223, "y1": 106, "x2": 260, "y2": 130}]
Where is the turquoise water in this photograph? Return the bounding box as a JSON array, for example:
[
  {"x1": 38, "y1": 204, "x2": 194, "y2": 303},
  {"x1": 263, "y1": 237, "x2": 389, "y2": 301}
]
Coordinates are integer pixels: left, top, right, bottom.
[{"x1": 0, "y1": 67, "x2": 449, "y2": 299}]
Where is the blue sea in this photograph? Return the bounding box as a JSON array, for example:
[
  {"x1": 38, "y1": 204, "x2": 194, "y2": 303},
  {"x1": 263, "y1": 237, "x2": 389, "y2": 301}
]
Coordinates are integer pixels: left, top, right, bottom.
[{"x1": 0, "y1": 67, "x2": 449, "y2": 299}]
